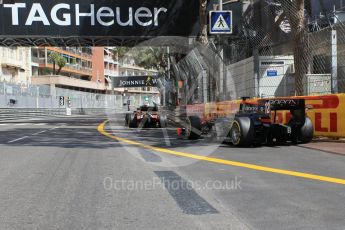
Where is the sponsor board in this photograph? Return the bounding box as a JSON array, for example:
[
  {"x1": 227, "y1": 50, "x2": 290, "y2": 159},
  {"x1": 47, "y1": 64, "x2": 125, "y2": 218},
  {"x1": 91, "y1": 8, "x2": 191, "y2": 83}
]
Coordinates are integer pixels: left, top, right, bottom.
[
  {"x1": 267, "y1": 70, "x2": 278, "y2": 77},
  {"x1": 0, "y1": 0, "x2": 199, "y2": 38},
  {"x1": 113, "y1": 76, "x2": 158, "y2": 88},
  {"x1": 299, "y1": 95, "x2": 343, "y2": 138}
]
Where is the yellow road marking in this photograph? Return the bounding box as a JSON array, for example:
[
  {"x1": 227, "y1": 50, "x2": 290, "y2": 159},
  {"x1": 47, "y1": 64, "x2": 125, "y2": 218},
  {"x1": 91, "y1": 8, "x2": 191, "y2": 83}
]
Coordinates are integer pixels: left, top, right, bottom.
[{"x1": 98, "y1": 120, "x2": 345, "y2": 185}]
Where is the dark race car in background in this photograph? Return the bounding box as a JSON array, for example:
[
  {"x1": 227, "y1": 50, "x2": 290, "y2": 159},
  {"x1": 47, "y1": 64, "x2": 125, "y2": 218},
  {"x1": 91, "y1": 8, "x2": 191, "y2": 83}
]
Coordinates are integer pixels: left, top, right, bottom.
[{"x1": 125, "y1": 105, "x2": 167, "y2": 128}]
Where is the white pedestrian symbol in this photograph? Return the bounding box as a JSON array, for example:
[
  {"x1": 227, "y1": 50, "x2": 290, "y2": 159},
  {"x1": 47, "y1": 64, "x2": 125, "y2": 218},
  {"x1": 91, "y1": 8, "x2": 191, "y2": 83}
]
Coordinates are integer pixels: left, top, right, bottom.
[{"x1": 212, "y1": 14, "x2": 230, "y2": 31}]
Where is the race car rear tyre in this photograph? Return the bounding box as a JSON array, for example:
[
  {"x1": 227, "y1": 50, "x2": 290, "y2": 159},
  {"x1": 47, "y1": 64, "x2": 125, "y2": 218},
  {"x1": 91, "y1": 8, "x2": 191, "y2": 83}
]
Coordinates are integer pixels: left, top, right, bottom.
[
  {"x1": 125, "y1": 114, "x2": 130, "y2": 126},
  {"x1": 140, "y1": 116, "x2": 151, "y2": 128},
  {"x1": 299, "y1": 117, "x2": 314, "y2": 143},
  {"x1": 186, "y1": 116, "x2": 202, "y2": 140},
  {"x1": 129, "y1": 114, "x2": 138, "y2": 128},
  {"x1": 230, "y1": 117, "x2": 254, "y2": 146},
  {"x1": 159, "y1": 115, "x2": 167, "y2": 128}
]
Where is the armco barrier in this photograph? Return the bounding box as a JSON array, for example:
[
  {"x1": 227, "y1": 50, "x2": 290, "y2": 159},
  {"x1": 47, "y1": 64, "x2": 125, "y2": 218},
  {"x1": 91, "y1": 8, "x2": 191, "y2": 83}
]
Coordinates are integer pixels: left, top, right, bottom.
[
  {"x1": 185, "y1": 94, "x2": 345, "y2": 138},
  {"x1": 0, "y1": 108, "x2": 124, "y2": 122}
]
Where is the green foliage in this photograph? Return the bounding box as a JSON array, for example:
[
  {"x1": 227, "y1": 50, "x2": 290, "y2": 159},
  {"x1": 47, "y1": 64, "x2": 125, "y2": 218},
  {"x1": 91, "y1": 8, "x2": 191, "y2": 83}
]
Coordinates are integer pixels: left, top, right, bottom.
[
  {"x1": 135, "y1": 48, "x2": 168, "y2": 72},
  {"x1": 41, "y1": 67, "x2": 51, "y2": 75},
  {"x1": 113, "y1": 47, "x2": 130, "y2": 59},
  {"x1": 70, "y1": 58, "x2": 76, "y2": 65},
  {"x1": 49, "y1": 52, "x2": 67, "y2": 75},
  {"x1": 114, "y1": 47, "x2": 168, "y2": 72}
]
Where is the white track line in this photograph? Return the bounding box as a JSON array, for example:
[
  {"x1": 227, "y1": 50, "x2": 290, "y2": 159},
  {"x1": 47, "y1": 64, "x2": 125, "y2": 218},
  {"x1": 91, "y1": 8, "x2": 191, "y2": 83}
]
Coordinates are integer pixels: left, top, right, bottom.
[
  {"x1": 7, "y1": 124, "x2": 63, "y2": 144},
  {"x1": 7, "y1": 136, "x2": 29, "y2": 143},
  {"x1": 31, "y1": 130, "x2": 47, "y2": 136}
]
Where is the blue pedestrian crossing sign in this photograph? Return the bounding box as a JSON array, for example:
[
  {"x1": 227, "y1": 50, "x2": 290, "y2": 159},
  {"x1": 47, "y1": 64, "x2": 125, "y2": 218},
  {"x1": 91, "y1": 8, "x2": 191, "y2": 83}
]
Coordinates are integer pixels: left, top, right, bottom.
[{"x1": 209, "y1": 11, "x2": 233, "y2": 34}]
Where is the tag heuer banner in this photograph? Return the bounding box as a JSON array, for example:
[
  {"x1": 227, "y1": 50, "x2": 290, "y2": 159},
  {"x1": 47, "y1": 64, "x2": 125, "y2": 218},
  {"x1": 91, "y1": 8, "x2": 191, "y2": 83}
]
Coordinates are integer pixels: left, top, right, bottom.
[
  {"x1": 113, "y1": 76, "x2": 158, "y2": 88},
  {"x1": 0, "y1": 0, "x2": 199, "y2": 39}
]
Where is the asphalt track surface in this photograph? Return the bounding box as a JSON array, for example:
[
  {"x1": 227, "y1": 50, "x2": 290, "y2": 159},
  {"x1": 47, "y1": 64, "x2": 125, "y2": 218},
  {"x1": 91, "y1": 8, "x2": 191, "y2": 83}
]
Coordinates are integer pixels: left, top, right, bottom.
[{"x1": 0, "y1": 114, "x2": 345, "y2": 230}]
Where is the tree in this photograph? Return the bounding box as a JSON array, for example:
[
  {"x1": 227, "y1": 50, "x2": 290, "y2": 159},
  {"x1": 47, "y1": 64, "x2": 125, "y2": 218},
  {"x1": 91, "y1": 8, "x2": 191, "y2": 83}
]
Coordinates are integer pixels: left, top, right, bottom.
[
  {"x1": 198, "y1": 0, "x2": 208, "y2": 45},
  {"x1": 134, "y1": 48, "x2": 169, "y2": 73},
  {"x1": 247, "y1": 0, "x2": 308, "y2": 95},
  {"x1": 114, "y1": 47, "x2": 130, "y2": 59},
  {"x1": 280, "y1": 0, "x2": 308, "y2": 96},
  {"x1": 49, "y1": 52, "x2": 67, "y2": 75},
  {"x1": 114, "y1": 47, "x2": 169, "y2": 73}
]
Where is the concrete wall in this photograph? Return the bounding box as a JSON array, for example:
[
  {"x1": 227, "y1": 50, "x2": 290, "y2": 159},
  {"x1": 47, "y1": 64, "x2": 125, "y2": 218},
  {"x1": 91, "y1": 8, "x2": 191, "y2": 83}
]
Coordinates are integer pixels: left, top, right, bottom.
[
  {"x1": 226, "y1": 56, "x2": 256, "y2": 98},
  {"x1": 226, "y1": 55, "x2": 295, "y2": 98},
  {"x1": 258, "y1": 56, "x2": 295, "y2": 97}
]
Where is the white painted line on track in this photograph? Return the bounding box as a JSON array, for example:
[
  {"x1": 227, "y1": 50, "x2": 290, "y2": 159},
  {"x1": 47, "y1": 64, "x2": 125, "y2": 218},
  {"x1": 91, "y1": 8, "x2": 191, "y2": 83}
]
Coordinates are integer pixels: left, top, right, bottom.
[
  {"x1": 33, "y1": 123, "x2": 46, "y2": 126},
  {"x1": 14, "y1": 123, "x2": 29, "y2": 126},
  {"x1": 7, "y1": 124, "x2": 63, "y2": 144},
  {"x1": 7, "y1": 136, "x2": 29, "y2": 143},
  {"x1": 32, "y1": 130, "x2": 48, "y2": 136}
]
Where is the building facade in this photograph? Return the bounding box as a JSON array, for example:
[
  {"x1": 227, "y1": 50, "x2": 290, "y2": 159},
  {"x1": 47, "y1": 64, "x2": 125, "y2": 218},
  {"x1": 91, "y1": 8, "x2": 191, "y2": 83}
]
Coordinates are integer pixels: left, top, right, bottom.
[
  {"x1": 103, "y1": 47, "x2": 119, "y2": 91},
  {"x1": 31, "y1": 47, "x2": 93, "y2": 79},
  {"x1": 0, "y1": 47, "x2": 32, "y2": 85},
  {"x1": 31, "y1": 46, "x2": 107, "y2": 93},
  {"x1": 29, "y1": 46, "x2": 160, "y2": 104}
]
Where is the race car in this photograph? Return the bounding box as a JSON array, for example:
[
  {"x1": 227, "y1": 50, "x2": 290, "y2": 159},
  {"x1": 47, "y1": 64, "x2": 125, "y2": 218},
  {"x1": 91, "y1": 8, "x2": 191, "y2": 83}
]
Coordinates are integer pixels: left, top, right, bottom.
[
  {"x1": 125, "y1": 105, "x2": 167, "y2": 128},
  {"x1": 183, "y1": 97, "x2": 314, "y2": 146}
]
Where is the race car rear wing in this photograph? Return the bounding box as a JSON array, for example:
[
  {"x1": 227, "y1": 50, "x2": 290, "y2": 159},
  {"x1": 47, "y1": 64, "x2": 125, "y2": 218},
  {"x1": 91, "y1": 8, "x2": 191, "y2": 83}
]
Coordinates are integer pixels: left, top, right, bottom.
[
  {"x1": 139, "y1": 105, "x2": 158, "y2": 112},
  {"x1": 258, "y1": 98, "x2": 306, "y2": 111},
  {"x1": 257, "y1": 98, "x2": 307, "y2": 124}
]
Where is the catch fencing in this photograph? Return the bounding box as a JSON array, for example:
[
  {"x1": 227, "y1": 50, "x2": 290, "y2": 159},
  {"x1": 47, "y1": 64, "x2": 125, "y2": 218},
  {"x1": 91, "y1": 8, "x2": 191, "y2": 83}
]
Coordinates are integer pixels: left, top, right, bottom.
[{"x1": 172, "y1": 2, "x2": 345, "y2": 104}]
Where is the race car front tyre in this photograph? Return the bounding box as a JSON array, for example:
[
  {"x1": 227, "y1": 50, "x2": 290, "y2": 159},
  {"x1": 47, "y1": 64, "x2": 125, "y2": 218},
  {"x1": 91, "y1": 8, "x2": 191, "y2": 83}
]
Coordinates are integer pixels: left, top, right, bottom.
[
  {"x1": 299, "y1": 117, "x2": 314, "y2": 143},
  {"x1": 186, "y1": 116, "x2": 202, "y2": 140},
  {"x1": 230, "y1": 117, "x2": 254, "y2": 146}
]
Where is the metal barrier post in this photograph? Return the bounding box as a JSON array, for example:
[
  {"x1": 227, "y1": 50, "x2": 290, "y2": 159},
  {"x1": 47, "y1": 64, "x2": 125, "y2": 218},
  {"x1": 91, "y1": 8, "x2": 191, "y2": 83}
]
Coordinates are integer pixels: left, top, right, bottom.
[{"x1": 331, "y1": 30, "x2": 338, "y2": 94}]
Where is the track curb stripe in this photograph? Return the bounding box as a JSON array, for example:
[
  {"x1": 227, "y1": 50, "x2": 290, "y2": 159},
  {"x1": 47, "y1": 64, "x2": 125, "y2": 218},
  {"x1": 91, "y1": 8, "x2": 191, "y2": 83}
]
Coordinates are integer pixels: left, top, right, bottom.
[{"x1": 98, "y1": 120, "x2": 345, "y2": 185}]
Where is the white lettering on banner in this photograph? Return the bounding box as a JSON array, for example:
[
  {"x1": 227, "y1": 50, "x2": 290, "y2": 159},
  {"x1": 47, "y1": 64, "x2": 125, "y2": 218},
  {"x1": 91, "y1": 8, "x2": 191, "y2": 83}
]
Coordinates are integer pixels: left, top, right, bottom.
[
  {"x1": 3, "y1": 3, "x2": 168, "y2": 27},
  {"x1": 154, "y1": 7, "x2": 168, "y2": 26},
  {"x1": 51, "y1": 4, "x2": 71, "y2": 26},
  {"x1": 135, "y1": 7, "x2": 153, "y2": 26},
  {"x1": 116, "y1": 7, "x2": 133, "y2": 26},
  {"x1": 25, "y1": 3, "x2": 50, "y2": 25},
  {"x1": 97, "y1": 7, "x2": 115, "y2": 26},
  {"x1": 268, "y1": 99, "x2": 298, "y2": 106},
  {"x1": 3, "y1": 3, "x2": 26, "y2": 25},
  {"x1": 120, "y1": 80, "x2": 150, "y2": 86},
  {"x1": 75, "y1": 4, "x2": 95, "y2": 26}
]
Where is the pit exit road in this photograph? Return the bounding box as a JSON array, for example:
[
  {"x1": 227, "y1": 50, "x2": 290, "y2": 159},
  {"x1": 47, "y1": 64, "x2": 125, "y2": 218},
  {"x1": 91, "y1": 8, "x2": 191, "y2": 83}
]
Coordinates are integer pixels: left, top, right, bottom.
[{"x1": 0, "y1": 114, "x2": 345, "y2": 229}]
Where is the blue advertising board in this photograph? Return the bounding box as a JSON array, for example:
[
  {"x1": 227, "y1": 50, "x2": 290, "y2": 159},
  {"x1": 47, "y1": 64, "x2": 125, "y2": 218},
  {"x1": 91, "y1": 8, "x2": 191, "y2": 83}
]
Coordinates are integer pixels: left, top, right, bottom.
[{"x1": 267, "y1": 70, "x2": 278, "y2": 77}]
